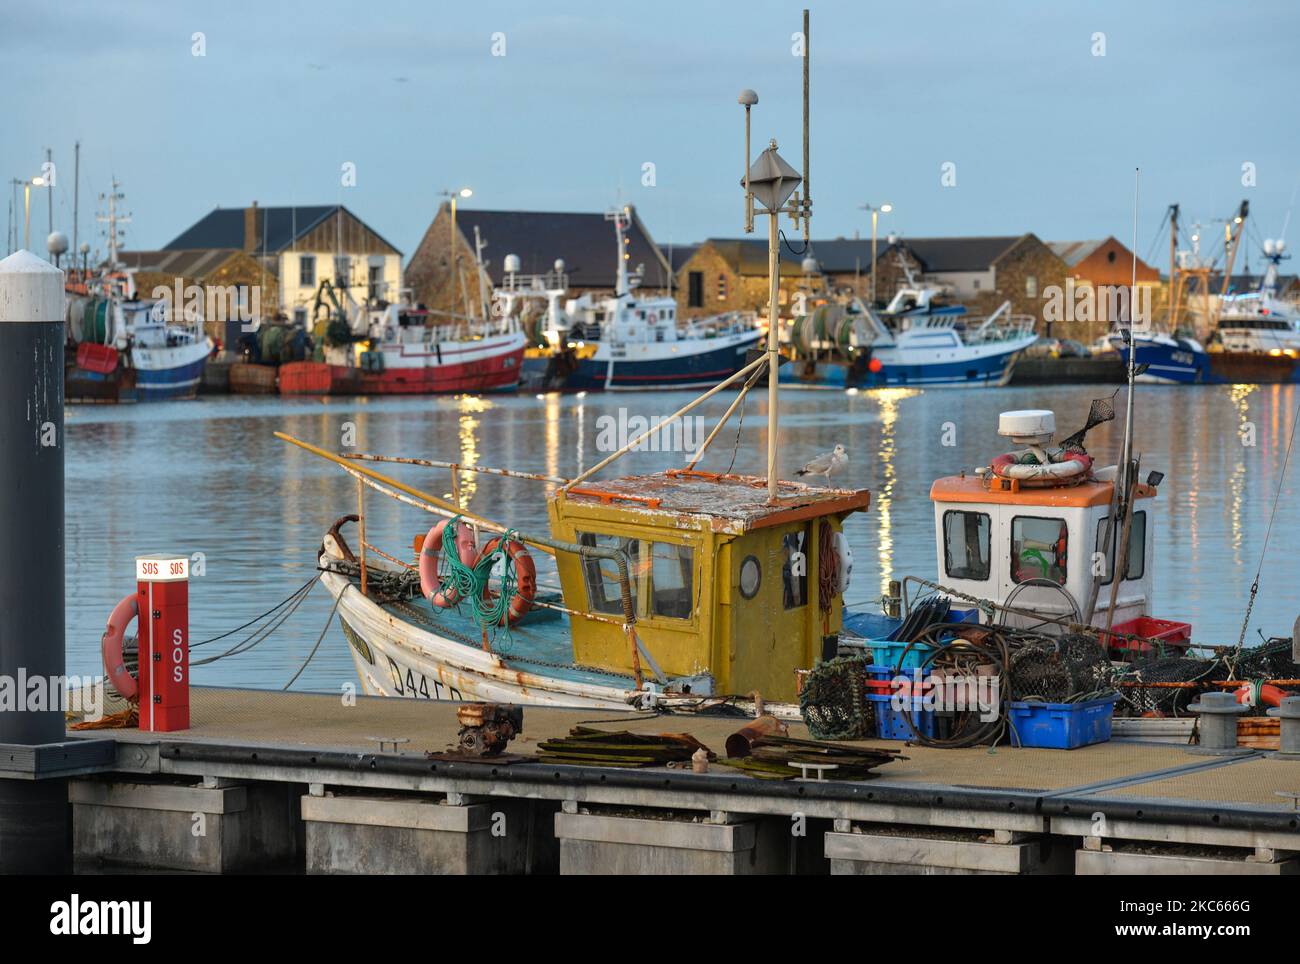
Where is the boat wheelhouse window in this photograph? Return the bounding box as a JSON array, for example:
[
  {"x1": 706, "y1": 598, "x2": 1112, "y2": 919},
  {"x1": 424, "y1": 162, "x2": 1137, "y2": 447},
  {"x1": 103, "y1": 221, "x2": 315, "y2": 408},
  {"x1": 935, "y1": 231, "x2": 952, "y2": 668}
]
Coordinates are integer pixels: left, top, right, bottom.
[
  {"x1": 1094, "y1": 511, "x2": 1147, "y2": 585},
  {"x1": 1010, "y1": 515, "x2": 1068, "y2": 586},
  {"x1": 943, "y1": 510, "x2": 991, "y2": 581},
  {"x1": 688, "y1": 272, "x2": 704, "y2": 308},
  {"x1": 299, "y1": 255, "x2": 316, "y2": 288},
  {"x1": 578, "y1": 532, "x2": 642, "y2": 616},
  {"x1": 576, "y1": 532, "x2": 694, "y2": 620},
  {"x1": 649, "y1": 542, "x2": 694, "y2": 619},
  {"x1": 781, "y1": 527, "x2": 810, "y2": 610}
]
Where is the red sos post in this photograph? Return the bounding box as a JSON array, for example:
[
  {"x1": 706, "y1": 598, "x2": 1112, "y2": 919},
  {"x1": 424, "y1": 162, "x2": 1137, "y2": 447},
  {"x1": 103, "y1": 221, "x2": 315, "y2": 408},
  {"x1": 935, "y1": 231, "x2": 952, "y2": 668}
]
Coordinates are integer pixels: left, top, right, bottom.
[{"x1": 135, "y1": 555, "x2": 190, "y2": 731}]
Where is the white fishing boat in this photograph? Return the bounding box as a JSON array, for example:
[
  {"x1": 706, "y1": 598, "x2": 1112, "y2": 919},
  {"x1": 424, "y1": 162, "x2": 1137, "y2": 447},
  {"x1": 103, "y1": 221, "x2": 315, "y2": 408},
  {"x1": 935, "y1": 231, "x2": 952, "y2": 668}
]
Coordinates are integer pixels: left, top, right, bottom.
[{"x1": 517, "y1": 211, "x2": 764, "y2": 392}]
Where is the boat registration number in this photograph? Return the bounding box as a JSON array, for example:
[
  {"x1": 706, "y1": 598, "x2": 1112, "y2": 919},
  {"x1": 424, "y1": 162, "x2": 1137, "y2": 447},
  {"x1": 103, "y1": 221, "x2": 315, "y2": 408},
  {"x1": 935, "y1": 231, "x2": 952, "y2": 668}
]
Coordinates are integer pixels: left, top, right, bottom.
[{"x1": 386, "y1": 656, "x2": 463, "y2": 702}]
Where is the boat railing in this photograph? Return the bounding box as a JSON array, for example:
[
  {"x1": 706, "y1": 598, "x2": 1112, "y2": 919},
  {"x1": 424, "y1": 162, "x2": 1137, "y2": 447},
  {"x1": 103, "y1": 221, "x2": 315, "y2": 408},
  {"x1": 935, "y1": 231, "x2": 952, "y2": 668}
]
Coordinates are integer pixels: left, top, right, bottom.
[{"x1": 963, "y1": 300, "x2": 1037, "y2": 344}]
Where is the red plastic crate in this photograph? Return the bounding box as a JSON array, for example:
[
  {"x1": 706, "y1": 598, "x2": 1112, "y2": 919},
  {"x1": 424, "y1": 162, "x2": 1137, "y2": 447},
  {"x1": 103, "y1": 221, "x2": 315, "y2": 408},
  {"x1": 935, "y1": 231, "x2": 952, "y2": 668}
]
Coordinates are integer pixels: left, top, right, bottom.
[{"x1": 1100, "y1": 616, "x2": 1192, "y2": 657}]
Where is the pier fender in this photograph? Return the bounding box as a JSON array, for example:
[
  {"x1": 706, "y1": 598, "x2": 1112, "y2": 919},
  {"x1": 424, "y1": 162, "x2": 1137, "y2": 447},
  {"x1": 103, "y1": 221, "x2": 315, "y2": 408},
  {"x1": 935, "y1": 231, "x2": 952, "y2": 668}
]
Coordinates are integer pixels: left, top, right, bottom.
[
  {"x1": 420, "y1": 519, "x2": 479, "y2": 608},
  {"x1": 101, "y1": 593, "x2": 140, "y2": 702},
  {"x1": 480, "y1": 537, "x2": 537, "y2": 625}
]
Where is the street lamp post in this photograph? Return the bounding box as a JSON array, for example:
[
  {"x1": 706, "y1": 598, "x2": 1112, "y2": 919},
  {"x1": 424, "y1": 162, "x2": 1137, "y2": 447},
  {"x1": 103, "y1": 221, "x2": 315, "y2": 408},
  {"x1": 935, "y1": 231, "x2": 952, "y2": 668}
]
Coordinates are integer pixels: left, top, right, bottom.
[
  {"x1": 439, "y1": 187, "x2": 472, "y2": 320},
  {"x1": 18, "y1": 176, "x2": 47, "y2": 252},
  {"x1": 860, "y1": 202, "x2": 891, "y2": 305}
]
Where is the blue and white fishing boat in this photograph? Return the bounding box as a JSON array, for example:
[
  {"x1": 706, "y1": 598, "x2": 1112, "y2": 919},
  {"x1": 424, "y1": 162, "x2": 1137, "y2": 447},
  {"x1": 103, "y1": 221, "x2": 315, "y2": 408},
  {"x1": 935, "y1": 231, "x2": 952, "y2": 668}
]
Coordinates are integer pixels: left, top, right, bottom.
[
  {"x1": 67, "y1": 278, "x2": 213, "y2": 402},
  {"x1": 515, "y1": 212, "x2": 764, "y2": 392},
  {"x1": 780, "y1": 285, "x2": 1037, "y2": 389}
]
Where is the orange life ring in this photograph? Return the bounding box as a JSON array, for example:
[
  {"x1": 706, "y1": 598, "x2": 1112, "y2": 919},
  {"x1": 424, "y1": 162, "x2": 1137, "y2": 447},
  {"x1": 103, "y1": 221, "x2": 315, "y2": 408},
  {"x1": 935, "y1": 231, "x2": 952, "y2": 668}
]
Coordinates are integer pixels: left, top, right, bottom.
[
  {"x1": 419, "y1": 519, "x2": 479, "y2": 608},
  {"x1": 479, "y1": 537, "x2": 537, "y2": 625},
  {"x1": 101, "y1": 593, "x2": 140, "y2": 702}
]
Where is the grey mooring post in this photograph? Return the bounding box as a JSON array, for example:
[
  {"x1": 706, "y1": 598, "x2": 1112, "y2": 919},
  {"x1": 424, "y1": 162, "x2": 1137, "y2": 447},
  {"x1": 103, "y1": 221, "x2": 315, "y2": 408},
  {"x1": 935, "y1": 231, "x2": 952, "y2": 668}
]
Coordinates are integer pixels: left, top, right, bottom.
[{"x1": 0, "y1": 249, "x2": 68, "y2": 872}]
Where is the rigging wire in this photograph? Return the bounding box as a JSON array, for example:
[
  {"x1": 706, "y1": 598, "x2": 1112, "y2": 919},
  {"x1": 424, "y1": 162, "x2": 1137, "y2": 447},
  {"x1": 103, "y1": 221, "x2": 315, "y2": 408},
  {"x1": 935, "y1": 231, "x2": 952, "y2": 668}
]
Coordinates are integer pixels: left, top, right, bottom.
[{"x1": 1233, "y1": 391, "x2": 1300, "y2": 654}]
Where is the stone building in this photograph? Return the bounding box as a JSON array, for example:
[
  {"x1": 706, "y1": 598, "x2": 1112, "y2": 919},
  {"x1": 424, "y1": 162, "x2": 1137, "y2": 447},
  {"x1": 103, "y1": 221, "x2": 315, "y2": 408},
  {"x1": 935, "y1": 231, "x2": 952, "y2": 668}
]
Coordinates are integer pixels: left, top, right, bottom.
[
  {"x1": 901, "y1": 235, "x2": 1073, "y2": 336},
  {"x1": 803, "y1": 238, "x2": 922, "y2": 304},
  {"x1": 672, "y1": 239, "x2": 812, "y2": 320},
  {"x1": 405, "y1": 205, "x2": 671, "y2": 317}
]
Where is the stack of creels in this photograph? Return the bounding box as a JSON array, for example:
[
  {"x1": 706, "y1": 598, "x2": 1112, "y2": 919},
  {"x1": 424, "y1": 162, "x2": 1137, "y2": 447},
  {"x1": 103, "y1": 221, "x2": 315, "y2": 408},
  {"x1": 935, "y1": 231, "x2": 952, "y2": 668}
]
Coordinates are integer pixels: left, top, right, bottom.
[
  {"x1": 798, "y1": 655, "x2": 874, "y2": 741},
  {"x1": 1113, "y1": 656, "x2": 1219, "y2": 717},
  {"x1": 1008, "y1": 634, "x2": 1114, "y2": 703}
]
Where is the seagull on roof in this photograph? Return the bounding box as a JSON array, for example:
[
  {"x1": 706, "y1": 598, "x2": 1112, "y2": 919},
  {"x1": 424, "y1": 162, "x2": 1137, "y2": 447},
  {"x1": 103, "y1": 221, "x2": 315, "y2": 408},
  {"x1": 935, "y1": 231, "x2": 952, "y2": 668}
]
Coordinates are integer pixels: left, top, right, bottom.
[{"x1": 796, "y1": 444, "x2": 848, "y2": 486}]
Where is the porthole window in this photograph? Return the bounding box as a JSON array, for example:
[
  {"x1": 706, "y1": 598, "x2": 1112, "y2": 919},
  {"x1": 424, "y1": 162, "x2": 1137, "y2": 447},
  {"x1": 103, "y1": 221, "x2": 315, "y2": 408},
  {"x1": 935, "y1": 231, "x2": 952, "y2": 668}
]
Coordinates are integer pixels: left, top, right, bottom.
[{"x1": 739, "y1": 555, "x2": 761, "y2": 599}]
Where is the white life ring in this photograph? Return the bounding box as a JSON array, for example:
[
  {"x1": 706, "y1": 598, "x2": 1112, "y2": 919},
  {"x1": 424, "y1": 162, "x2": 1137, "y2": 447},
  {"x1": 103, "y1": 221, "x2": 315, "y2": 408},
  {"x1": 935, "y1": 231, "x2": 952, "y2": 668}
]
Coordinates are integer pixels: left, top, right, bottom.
[
  {"x1": 832, "y1": 531, "x2": 853, "y2": 593},
  {"x1": 990, "y1": 452, "x2": 1093, "y2": 486}
]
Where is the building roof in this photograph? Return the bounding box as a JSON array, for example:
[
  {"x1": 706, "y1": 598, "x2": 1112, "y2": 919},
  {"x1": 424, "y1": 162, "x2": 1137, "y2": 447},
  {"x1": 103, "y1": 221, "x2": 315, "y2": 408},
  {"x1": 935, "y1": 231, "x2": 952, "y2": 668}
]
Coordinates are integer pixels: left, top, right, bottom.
[
  {"x1": 659, "y1": 243, "x2": 700, "y2": 272},
  {"x1": 163, "y1": 205, "x2": 400, "y2": 256},
  {"x1": 113, "y1": 248, "x2": 250, "y2": 277},
  {"x1": 804, "y1": 238, "x2": 896, "y2": 274},
  {"x1": 900, "y1": 236, "x2": 1026, "y2": 273},
  {"x1": 452, "y1": 207, "x2": 671, "y2": 289},
  {"x1": 1047, "y1": 239, "x2": 1108, "y2": 268}
]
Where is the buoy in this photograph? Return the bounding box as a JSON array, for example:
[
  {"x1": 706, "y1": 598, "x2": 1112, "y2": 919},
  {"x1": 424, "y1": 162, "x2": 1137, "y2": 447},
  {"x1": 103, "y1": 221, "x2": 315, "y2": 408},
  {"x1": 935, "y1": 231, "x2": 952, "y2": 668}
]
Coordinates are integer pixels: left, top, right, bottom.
[
  {"x1": 101, "y1": 593, "x2": 140, "y2": 702},
  {"x1": 419, "y1": 519, "x2": 479, "y2": 608}
]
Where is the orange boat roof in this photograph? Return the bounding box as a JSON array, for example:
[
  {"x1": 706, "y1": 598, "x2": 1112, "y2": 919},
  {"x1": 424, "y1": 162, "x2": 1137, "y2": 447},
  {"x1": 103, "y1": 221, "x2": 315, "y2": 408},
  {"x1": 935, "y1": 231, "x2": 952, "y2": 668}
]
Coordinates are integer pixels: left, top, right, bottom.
[{"x1": 930, "y1": 474, "x2": 1156, "y2": 508}]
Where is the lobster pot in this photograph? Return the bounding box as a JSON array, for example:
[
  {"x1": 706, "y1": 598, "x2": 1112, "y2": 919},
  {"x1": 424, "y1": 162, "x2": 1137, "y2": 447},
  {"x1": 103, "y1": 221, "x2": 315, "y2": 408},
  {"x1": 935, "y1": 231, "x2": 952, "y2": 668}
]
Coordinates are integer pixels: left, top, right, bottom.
[{"x1": 108, "y1": 635, "x2": 139, "y2": 702}]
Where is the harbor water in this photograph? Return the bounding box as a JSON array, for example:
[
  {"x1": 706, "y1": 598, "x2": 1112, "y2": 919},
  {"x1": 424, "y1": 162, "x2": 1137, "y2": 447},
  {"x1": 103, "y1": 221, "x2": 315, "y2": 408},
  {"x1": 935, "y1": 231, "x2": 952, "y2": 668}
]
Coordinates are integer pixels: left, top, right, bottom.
[{"x1": 65, "y1": 384, "x2": 1299, "y2": 693}]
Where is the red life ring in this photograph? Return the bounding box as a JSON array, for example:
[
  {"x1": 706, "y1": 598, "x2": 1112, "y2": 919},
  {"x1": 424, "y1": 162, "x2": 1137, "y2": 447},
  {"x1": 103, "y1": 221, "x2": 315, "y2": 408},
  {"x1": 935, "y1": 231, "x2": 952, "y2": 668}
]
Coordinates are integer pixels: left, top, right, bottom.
[
  {"x1": 101, "y1": 593, "x2": 140, "y2": 702},
  {"x1": 479, "y1": 537, "x2": 537, "y2": 625},
  {"x1": 419, "y1": 519, "x2": 479, "y2": 608}
]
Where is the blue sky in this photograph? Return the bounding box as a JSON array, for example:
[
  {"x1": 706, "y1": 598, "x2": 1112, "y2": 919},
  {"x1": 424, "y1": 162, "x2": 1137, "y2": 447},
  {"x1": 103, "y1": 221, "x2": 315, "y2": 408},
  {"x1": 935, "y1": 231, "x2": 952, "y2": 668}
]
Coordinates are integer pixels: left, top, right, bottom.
[{"x1": 3, "y1": 0, "x2": 1297, "y2": 269}]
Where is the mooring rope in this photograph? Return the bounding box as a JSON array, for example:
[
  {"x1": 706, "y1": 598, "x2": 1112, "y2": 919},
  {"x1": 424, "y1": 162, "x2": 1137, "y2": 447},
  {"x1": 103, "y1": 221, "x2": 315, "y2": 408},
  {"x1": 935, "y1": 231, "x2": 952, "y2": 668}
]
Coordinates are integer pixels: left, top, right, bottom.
[
  {"x1": 282, "y1": 588, "x2": 344, "y2": 690},
  {"x1": 439, "y1": 515, "x2": 518, "y2": 632}
]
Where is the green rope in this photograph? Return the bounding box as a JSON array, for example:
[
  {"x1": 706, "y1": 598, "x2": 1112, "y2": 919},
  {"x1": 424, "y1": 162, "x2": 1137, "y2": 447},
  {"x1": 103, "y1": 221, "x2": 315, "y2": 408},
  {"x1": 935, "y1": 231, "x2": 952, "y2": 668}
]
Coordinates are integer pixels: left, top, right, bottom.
[{"x1": 439, "y1": 516, "x2": 520, "y2": 634}]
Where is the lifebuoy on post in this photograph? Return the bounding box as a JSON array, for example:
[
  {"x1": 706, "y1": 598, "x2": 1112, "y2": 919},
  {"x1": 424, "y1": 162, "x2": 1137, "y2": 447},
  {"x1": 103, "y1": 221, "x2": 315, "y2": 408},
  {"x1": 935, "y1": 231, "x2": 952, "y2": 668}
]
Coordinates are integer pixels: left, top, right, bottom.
[
  {"x1": 101, "y1": 593, "x2": 140, "y2": 702},
  {"x1": 479, "y1": 537, "x2": 537, "y2": 625},
  {"x1": 419, "y1": 519, "x2": 479, "y2": 608}
]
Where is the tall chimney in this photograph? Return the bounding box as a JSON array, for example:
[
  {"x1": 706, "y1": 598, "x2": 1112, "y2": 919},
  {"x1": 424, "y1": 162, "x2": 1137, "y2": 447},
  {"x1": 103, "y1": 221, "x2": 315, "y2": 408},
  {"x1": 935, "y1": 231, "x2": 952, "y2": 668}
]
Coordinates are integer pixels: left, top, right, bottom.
[{"x1": 244, "y1": 201, "x2": 259, "y2": 253}]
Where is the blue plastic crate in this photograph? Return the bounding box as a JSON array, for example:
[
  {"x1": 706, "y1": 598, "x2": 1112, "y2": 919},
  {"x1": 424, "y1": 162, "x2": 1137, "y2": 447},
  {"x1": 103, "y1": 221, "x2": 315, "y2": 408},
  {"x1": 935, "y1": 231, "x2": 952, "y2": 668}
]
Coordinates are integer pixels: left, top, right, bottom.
[
  {"x1": 842, "y1": 611, "x2": 902, "y2": 640},
  {"x1": 867, "y1": 639, "x2": 935, "y2": 672},
  {"x1": 864, "y1": 663, "x2": 892, "y2": 682},
  {"x1": 868, "y1": 693, "x2": 936, "y2": 741},
  {"x1": 1007, "y1": 694, "x2": 1120, "y2": 749}
]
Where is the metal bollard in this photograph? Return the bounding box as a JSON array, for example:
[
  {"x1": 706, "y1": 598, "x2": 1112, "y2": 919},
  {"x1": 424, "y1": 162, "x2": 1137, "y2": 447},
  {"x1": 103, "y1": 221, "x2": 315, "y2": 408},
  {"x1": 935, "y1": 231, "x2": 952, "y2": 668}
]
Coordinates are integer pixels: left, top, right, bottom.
[
  {"x1": 1186, "y1": 691, "x2": 1250, "y2": 756},
  {"x1": 0, "y1": 250, "x2": 68, "y2": 872},
  {"x1": 1267, "y1": 696, "x2": 1300, "y2": 758}
]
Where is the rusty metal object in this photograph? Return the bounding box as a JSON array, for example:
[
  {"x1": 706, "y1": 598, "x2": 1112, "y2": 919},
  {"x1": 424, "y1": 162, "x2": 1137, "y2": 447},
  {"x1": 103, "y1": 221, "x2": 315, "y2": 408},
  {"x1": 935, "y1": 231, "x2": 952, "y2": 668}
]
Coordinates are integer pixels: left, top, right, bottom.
[
  {"x1": 725, "y1": 715, "x2": 789, "y2": 758},
  {"x1": 326, "y1": 514, "x2": 360, "y2": 563},
  {"x1": 456, "y1": 703, "x2": 523, "y2": 757}
]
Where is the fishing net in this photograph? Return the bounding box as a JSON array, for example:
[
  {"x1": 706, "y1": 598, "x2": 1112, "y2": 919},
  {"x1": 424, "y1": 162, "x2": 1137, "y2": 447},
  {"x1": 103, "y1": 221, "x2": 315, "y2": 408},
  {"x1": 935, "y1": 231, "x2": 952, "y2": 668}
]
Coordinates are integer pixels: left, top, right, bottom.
[
  {"x1": 1113, "y1": 656, "x2": 1219, "y2": 717},
  {"x1": 1058, "y1": 390, "x2": 1119, "y2": 452},
  {"x1": 1228, "y1": 637, "x2": 1300, "y2": 681},
  {"x1": 798, "y1": 655, "x2": 875, "y2": 741},
  {"x1": 1008, "y1": 633, "x2": 1113, "y2": 703}
]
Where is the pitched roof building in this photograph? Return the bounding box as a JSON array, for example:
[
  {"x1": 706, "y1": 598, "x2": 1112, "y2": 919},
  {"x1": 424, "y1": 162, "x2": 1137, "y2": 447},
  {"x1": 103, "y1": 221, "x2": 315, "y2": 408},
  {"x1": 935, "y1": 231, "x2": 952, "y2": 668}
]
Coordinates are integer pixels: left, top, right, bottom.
[{"x1": 161, "y1": 202, "x2": 402, "y2": 319}]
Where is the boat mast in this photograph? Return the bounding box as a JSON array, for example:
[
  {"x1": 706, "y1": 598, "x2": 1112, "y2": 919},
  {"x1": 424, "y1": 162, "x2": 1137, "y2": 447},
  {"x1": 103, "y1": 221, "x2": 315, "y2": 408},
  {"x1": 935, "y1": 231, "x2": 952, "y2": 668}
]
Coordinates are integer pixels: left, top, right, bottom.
[
  {"x1": 1167, "y1": 203, "x2": 1179, "y2": 331},
  {"x1": 1119, "y1": 169, "x2": 1139, "y2": 499},
  {"x1": 607, "y1": 209, "x2": 630, "y2": 298}
]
